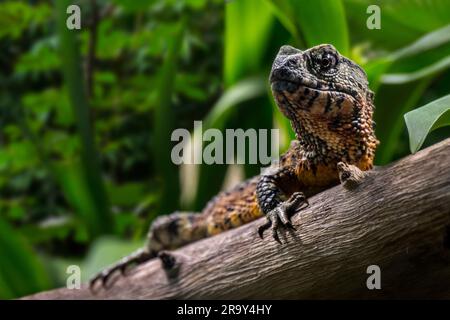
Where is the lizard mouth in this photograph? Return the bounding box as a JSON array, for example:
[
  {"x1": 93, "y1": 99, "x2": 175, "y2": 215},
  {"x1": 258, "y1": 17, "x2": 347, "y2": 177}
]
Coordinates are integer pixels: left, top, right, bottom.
[
  {"x1": 271, "y1": 79, "x2": 355, "y2": 98},
  {"x1": 270, "y1": 78, "x2": 358, "y2": 118},
  {"x1": 271, "y1": 80, "x2": 300, "y2": 93}
]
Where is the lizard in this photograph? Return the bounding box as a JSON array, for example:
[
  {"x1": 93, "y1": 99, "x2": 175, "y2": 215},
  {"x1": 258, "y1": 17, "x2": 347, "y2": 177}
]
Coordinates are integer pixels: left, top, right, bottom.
[{"x1": 90, "y1": 44, "x2": 379, "y2": 289}]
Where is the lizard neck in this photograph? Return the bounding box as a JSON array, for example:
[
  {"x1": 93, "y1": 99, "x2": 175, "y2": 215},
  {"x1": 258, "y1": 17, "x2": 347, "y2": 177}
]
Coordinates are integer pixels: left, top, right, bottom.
[{"x1": 290, "y1": 104, "x2": 378, "y2": 168}]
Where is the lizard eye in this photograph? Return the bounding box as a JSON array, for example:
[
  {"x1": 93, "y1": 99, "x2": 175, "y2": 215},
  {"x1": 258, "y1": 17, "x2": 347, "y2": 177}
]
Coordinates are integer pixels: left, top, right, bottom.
[
  {"x1": 310, "y1": 50, "x2": 338, "y2": 75},
  {"x1": 320, "y1": 56, "x2": 333, "y2": 69},
  {"x1": 318, "y1": 53, "x2": 336, "y2": 71}
]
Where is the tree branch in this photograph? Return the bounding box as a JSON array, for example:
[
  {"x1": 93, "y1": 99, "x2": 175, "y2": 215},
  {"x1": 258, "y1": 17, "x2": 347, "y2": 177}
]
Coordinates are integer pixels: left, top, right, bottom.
[{"x1": 23, "y1": 138, "x2": 450, "y2": 299}]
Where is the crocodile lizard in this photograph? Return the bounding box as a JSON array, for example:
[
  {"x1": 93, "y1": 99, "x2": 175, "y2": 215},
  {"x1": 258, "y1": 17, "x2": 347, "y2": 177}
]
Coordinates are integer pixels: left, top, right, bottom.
[{"x1": 90, "y1": 44, "x2": 379, "y2": 289}]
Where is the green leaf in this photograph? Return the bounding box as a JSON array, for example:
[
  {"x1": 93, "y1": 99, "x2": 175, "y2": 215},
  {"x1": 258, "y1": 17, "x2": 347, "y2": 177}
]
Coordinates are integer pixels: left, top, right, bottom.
[
  {"x1": 365, "y1": 25, "x2": 450, "y2": 164},
  {"x1": 381, "y1": 55, "x2": 450, "y2": 84},
  {"x1": 379, "y1": 0, "x2": 450, "y2": 33},
  {"x1": 224, "y1": 0, "x2": 275, "y2": 85},
  {"x1": 204, "y1": 77, "x2": 267, "y2": 129},
  {"x1": 55, "y1": 0, "x2": 114, "y2": 236},
  {"x1": 405, "y1": 94, "x2": 450, "y2": 153},
  {"x1": 344, "y1": 0, "x2": 421, "y2": 50},
  {"x1": 153, "y1": 19, "x2": 186, "y2": 214},
  {"x1": 270, "y1": 0, "x2": 349, "y2": 55},
  {"x1": 0, "y1": 217, "x2": 51, "y2": 299},
  {"x1": 374, "y1": 78, "x2": 432, "y2": 165},
  {"x1": 390, "y1": 24, "x2": 450, "y2": 60},
  {"x1": 365, "y1": 24, "x2": 450, "y2": 90}
]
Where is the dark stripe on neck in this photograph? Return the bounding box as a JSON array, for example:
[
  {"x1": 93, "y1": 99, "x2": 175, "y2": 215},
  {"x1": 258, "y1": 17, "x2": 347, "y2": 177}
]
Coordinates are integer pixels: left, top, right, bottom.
[
  {"x1": 324, "y1": 93, "x2": 333, "y2": 113},
  {"x1": 306, "y1": 90, "x2": 319, "y2": 109}
]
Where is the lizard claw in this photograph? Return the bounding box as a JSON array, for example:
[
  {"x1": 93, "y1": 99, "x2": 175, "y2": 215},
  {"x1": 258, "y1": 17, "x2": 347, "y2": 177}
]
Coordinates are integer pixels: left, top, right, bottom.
[
  {"x1": 257, "y1": 192, "x2": 307, "y2": 243},
  {"x1": 89, "y1": 248, "x2": 154, "y2": 292},
  {"x1": 89, "y1": 261, "x2": 126, "y2": 292},
  {"x1": 258, "y1": 219, "x2": 272, "y2": 239}
]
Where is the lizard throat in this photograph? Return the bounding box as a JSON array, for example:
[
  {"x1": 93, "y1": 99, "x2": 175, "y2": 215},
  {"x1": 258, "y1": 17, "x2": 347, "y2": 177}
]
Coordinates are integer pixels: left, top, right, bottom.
[{"x1": 289, "y1": 108, "x2": 378, "y2": 166}]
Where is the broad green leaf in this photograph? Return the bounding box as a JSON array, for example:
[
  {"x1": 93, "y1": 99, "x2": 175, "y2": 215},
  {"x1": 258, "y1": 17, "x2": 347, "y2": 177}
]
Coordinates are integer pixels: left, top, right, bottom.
[{"x1": 405, "y1": 94, "x2": 450, "y2": 153}]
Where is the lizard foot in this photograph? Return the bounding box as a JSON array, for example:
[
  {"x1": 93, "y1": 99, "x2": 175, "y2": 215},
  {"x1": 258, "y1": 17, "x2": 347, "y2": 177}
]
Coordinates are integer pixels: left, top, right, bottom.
[
  {"x1": 257, "y1": 192, "x2": 308, "y2": 243},
  {"x1": 89, "y1": 248, "x2": 154, "y2": 292}
]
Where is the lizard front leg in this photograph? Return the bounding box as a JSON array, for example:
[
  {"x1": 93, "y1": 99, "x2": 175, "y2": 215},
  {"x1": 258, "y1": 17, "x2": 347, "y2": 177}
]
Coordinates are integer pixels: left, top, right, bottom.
[{"x1": 256, "y1": 166, "x2": 308, "y2": 243}]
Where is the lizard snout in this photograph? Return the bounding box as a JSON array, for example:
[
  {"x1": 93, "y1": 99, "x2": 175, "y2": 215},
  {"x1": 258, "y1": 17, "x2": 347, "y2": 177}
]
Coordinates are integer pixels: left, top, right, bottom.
[{"x1": 270, "y1": 46, "x2": 304, "y2": 91}]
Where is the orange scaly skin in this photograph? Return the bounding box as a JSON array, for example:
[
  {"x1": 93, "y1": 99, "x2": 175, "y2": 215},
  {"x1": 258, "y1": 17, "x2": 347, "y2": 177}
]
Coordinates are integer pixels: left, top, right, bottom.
[{"x1": 90, "y1": 44, "x2": 379, "y2": 289}]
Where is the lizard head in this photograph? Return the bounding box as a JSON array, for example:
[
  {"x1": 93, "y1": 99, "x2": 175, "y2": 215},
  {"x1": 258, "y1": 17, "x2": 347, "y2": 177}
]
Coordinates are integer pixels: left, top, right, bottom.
[{"x1": 269, "y1": 44, "x2": 378, "y2": 166}]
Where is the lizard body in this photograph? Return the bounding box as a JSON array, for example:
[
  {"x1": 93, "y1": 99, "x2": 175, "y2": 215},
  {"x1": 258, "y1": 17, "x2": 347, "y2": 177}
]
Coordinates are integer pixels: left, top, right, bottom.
[{"x1": 90, "y1": 44, "x2": 378, "y2": 288}]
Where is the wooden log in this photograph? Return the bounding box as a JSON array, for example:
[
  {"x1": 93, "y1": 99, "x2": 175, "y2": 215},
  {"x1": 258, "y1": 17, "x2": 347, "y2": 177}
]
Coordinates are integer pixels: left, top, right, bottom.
[{"x1": 23, "y1": 138, "x2": 450, "y2": 299}]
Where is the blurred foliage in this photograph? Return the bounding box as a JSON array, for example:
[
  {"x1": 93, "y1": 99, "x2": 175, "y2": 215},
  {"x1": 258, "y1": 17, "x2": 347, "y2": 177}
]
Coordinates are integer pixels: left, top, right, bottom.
[{"x1": 0, "y1": 0, "x2": 449, "y2": 298}]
